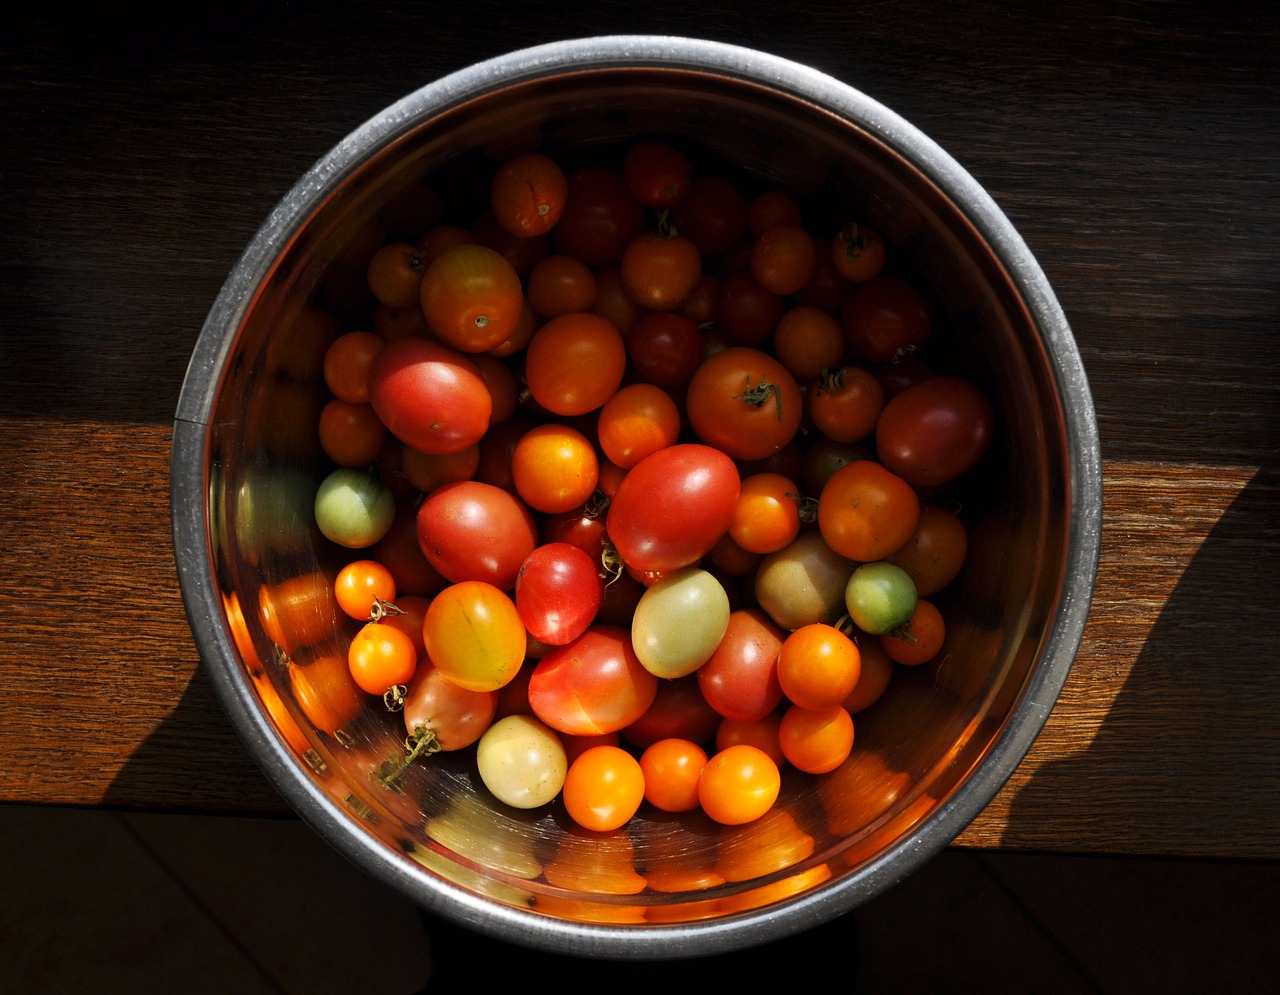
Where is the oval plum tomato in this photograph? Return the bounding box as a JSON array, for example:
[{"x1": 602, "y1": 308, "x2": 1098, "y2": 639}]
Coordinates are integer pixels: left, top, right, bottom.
[
  {"x1": 401, "y1": 660, "x2": 499, "y2": 752},
  {"x1": 881, "y1": 597, "x2": 946, "y2": 665},
  {"x1": 475, "y1": 714, "x2": 568, "y2": 809},
  {"x1": 671, "y1": 174, "x2": 748, "y2": 256},
  {"x1": 524, "y1": 312, "x2": 627, "y2": 416},
  {"x1": 514, "y1": 542, "x2": 605, "y2": 646},
  {"x1": 698, "y1": 744, "x2": 781, "y2": 825},
  {"x1": 776, "y1": 622, "x2": 862, "y2": 711},
  {"x1": 729, "y1": 472, "x2": 803, "y2": 555},
  {"x1": 778, "y1": 703, "x2": 855, "y2": 774},
  {"x1": 625, "y1": 311, "x2": 704, "y2": 389},
  {"x1": 347, "y1": 621, "x2": 418, "y2": 696},
  {"x1": 528, "y1": 625, "x2": 659, "y2": 736},
  {"x1": 640, "y1": 738, "x2": 708, "y2": 813},
  {"x1": 619, "y1": 674, "x2": 720, "y2": 750},
  {"x1": 419, "y1": 243, "x2": 524, "y2": 353},
  {"x1": 510, "y1": 422, "x2": 599, "y2": 514},
  {"x1": 696, "y1": 608, "x2": 785, "y2": 723},
  {"x1": 809, "y1": 365, "x2": 886, "y2": 444},
  {"x1": 562, "y1": 745, "x2": 645, "y2": 831},
  {"x1": 817, "y1": 459, "x2": 921, "y2": 563},
  {"x1": 605, "y1": 443, "x2": 741, "y2": 574},
  {"x1": 875, "y1": 374, "x2": 996, "y2": 488},
  {"x1": 623, "y1": 140, "x2": 693, "y2": 209},
  {"x1": 845, "y1": 561, "x2": 918, "y2": 635},
  {"x1": 620, "y1": 230, "x2": 703, "y2": 311},
  {"x1": 551, "y1": 166, "x2": 647, "y2": 268},
  {"x1": 489, "y1": 151, "x2": 568, "y2": 238},
  {"x1": 686, "y1": 346, "x2": 803, "y2": 462},
  {"x1": 630, "y1": 566, "x2": 731, "y2": 679},
  {"x1": 415, "y1": 479, "x2": 538, "y2": 589},
  {"x1": 422, "y1": 580, "x2": 526, "y2": 692},
  {"x1": 323, "y1": 330, "x2": 385, "y2": 404},
  {"x1": 367, "y1": 337, "x2": 492, "y2": 455},
  {"x1": 840, "y1": 275, "x2": 932, "y2": 364},
  {"x1": 596, "y1": 382, "x2": 681, "y2": 469}
]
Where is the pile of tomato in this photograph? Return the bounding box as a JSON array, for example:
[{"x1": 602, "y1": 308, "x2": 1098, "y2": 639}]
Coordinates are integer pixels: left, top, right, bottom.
[{"x1": 302, "y1": 140, "x2": 995, "y2": 834}]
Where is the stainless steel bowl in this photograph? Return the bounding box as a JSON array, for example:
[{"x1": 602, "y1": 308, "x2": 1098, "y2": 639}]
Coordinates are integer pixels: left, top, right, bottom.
[{"x1": 171, "y1": 35, "x2": 1101, "y2": 958}]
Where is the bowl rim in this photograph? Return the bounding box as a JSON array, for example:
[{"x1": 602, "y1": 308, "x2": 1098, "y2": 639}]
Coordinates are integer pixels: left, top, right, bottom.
[{"x1": 171, "y1": 33, "x2": 1103, "y2": 959}]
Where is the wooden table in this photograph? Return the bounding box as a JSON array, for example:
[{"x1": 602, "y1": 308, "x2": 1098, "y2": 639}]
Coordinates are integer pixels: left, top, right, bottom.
[{"x1": 3, "y1": 2, "x2": 1276, "y2": 862}]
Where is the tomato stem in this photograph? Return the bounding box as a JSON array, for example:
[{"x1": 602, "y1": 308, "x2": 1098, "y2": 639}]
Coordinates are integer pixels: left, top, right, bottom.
[
  {"x1": 382, "y1": 683, "x2": 407, "y2": 711},
  {"x1": 733, "y1": 376, "x2": 783, "y2": 421},
  {"x1": 599, "y1": 536, "x2": 625, "y2": 586},
  {"x1": 787, "y1": 492, "x2": 819, "y2": 524},
  {"x1": 373, "y1": 724, "x2": 441, "y2": 791},
  {"x1": 368, "y1": 597, "x2": 407, "y2": 623}
]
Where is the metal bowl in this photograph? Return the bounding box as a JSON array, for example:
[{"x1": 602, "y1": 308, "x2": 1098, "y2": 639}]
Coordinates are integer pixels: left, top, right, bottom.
[{"x1": 171, "y1": 35, "x2": 1101, "y2": 959}]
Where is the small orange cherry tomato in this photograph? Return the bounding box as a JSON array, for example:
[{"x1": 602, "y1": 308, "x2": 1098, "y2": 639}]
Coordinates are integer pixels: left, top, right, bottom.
[
  {"x1": 526, "y1": 253, "x2": 598, "y2": 318},
  {"x1": 831, "y1": 222, "x2": 887, "y2": 283},
  {"x1": 772, "y1": 305, "x2": 845, "y2": 382},
  {"x1": 809, "y1": 365, "x2": 886, "y2": 444},
  {"x1": 318, "y1": 399, "x2": 387, "y2": 468},
  {"x1": 639, "y1": 738, "x2": 708, "y2": 813},
  {"x1": 885, "y1": 502, "x2": 969, "y2": 597},
  {"x1": 778, "y1": 703, "x2": 855, "y2": 774},
  {"x1": 750, "y1": 224, "x2": 817, "y2": 297},
  {"x1": 563, "y1": 745, "x2": 646, "y2": 832},
  {"x1": 511, "y1": 422, "x2": 600, "y2": 514},
  {"x1": 596, "y1": 382, "x2": 681, "y2": 469},
  {"x1": 524, "y1": 312, "x2": 627, "y2": 416},
  {"x1": 419, "y1": 243, "x2": 525, "y2": 353},
  {"x1": 729, "y1": 473, "x2": 803, "y2": 555},
  {"x1": 323, "y1": 330, "x2": 386, "y2": 404},
  {"x1": 817, "y1": 459, "x2": 921, "y2": 562},
  {"x1": 777, "y1": 622, "x2": 862, "y2": 711},
  {"x1": 347, "y1": 621, "x2": 418, "y2": 696},
  {"x1": 881, "y1": 597, "x2": 946, "y2": 666},
  {"x1": 698, "y1": 744, "x2": 781, "y2": 825},
  {"x1": 334, "y1": 559, "x2": 398, "y2": 620},
  {"x1": 489, "y1": 151, "x2": 569, "y2": 238},
  {"x1": 620, "y1": 230, "x2": 703, "y2": 312},
  {"x1": 843, "y1": 636, "x2": 895, "y2": 713}
]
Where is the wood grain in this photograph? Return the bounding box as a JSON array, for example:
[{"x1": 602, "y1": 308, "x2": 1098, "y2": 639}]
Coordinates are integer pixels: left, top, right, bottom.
[{"x1": 2, "y1": 2, "x2": 1277, "y2": 856}]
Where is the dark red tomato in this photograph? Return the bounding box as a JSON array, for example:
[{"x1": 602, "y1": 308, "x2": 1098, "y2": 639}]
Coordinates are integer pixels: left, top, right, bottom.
[
  {"x1": 527, "y1": 625, "x2": 659, "y2": 736},
  {"x1": 606, "y1": 443, "x2": 741, "y2": 574},
  {"x1": 473, "y1": 415, "x2": 533, "y2": 494},
  {"x1": 672, "y1": 175, "x2": 748, "y2": 256},
  {"x1": 696, "y1": 608, "x2": 786, "y2": 723},
  {"x1": 368, "y1": 337, "x2": 492, "y2": 455},
  {"x1": 416, "y1": 480, "x2": 538, "y2": 589},
  {"x1": 551, "y1": 166, "x2": 647, "y2": 268},
  {"x1": 625, "y1": 311, "x2": 704, "y2": 389},
  {"x1": 876, "y1": 375, "x2": 996, "y2": 488},
  {"x1": 874, "y1": 354, "x2": 935, "y2": 399},
  {"x1": 515, "y1": 542, "x2": 606, "y2": 646},
  {"x1": 840, "y1": 275, "x2": 932, "y2": 364},
  {"x1": 370, "y1": 503, "x2": 449, "y2": 598},
  {"x1": 620, "y1": 674, "x2": 721, "y2": 750},
  {"x1": 716, "y1": 271, "x2": 784, "y2": 347}
]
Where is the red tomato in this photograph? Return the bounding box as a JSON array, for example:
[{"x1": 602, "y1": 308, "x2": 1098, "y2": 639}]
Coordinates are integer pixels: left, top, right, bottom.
[
  {"x1": 620, "y1": 674, "x2": 721, "y2": 750},
  {"x1": 671, "y1": 175, "x2": 747, "y2": 256},
  {"x1": 415, "y1": 480, "x2": 538, "y2": 590},
  {"x1": 624, "y1": 311, "x2": 704, "y2": 389},
  {"x1": 400, "y1": 660, "x2": 499, "y2": 752},
  {"x1": 551, "y1": 166, "x2": 647, "y2": 268},
  {"x1": 696, "y1": 608, "x2": 785, "y2": 723},
  {"x1": 817, "y1": 459, "x2": 921, "y2": 563},
  {"x1": 369, "y1": 503, "x2": 448, "y2": 598},
  {"x1": 605, "y1": 443, "x2": 741, "y2": 574},
  {"x1": 840, "y1": 275, "x2": 932, "y2": 364},
  {"x1": 527, "y1": 625, "x2": 659, "y2": 736},
  {"x1": 716, "y1": 272, "x2": 783, "y2": 347},
  {"x1": 809, "y1": 365, "x2": 886, "y2": 444},
  {"x1": 875, "y1": 374, "x2": 996, "y2": 488},
  {"x1": 623, "y1": 140, "x2": 693, "y2": 209},
  {"x1": 419, "y1": 243, "x2": 525, "y2": 353},
  {"x1": 514, "y1": 542, "x2": 605, "y2": 646},
  {"x1": 686, "y1": 346, "x2": 803, "y2": 462},
  {"x1": 620, "y1": 230, "x2": 703, "y2": 311},
  {"x1": 524, "y1": 312, "x2": 627, "y2": 416},
  {"x1": 489, "y1": 151, "x2": 568, "y2": 238},
  {"x1": 367, "y1": 337, "x2": 492, "y2": 455}
]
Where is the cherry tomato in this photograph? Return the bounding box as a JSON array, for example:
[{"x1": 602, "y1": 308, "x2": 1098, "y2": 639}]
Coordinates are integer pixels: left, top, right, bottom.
[
  {"x1": 347, "y1": 621, "x2": 418, "y2": 696},
  {"x1": 528, "y1": 625, "x2": 659, "y2": 736},
  {"x1": 323, "y1": 330, "x2": 386, "y2": 404},
  {"x1": 367, "y1": 337, "x2": 492, "y2": 455},
  {"x1": 772, "y1": 305, "x2": 845, "y2": 381},
  {"x1": 605, "y1": 443, "x2": 741, "y2": 574},
  {"x1": 619, "y1": 674, "x2": 720, "y2": 750},
  {"x1": 630, "y1": 566, "x2": 731, "y2": 679},
  {"x1": 817, "y1": 459, "x2": 921, "y2": 563},
  {"x1": 750, "y1": 223, "x2": 817, "y2": 297},
  {"x1": 640, "y1": 739, "x2": 708, "y2": 813},
  {"x1": 840, "y1": 275, "x2": 932, "y2": 364},
  {"x1": 526, "y1": 253, "x2": 598, "y2": 318},
  {"x1": 843, "y1": 636, "x2": 895, "y2": 713},
  {"x1": 562, "y1": 745, "x2": 645, "y2": 831},
  {"x1": 590, "y1": 264, "x2": 650, "y2": 337},
  {"x1": 318, "y1": 399, "x2": 387, "y2": 468},
  {"x1": 620, "y1": 230, "x2": 703, "y2": 311},
  {"x1": 422, "y1": 580, "x2": 526, "y2": 692},
  {"x1": 845, "y1": 561, "x2": 919, "y2": 635},
  {"x1": 715, "y1": 713, "x2": 785, "y2": 767},
  {"x1": 671, "y1": 174, "x2": 747, "y2": 256},
  {"x1": 777, "y1": 622, "x2": 862, "y2": 711},
  {"x1": 831, "y1": 222, "x2": 886, "y2": 283},
  {"x1": 489, "y1": 151, "x2": 569, "y2": 238},
  {"x1": 416, "y1": 479, "x2": 538, "y2": 589},
  {"x1": 624, "y1": 311, "x2": 704, "y2": 389},
  {"x1": 698, "y1": 744, "x2": 781, "y2": 825},
  {"x1": 753, "y1": 530, "x2": 856, "y2": 631},
  {"x1": 696, "y1": 608, "x2": 785, "y2": 723},
  {"x1": 746, "y1": 189, "x2": 803, "y2": 236},
  {"x1": 524, "y1": 312, "x2": 627, "y2": 416},
  {"x1": 370, "y1": 503, "x2": 448, "y2": 598},
  {"x1": 778, "y1": 703, "x2": 855, "y2": 774},
  {"x1": 596, "y1": 382, "x2": 681, "y2": 469},
  {"x1": 289, "y1": 654, "x2": 365, "y2": 737},
  {"x1": 314, "y1": 468, "x2": 395, "y2": 549},
  {"x1": 551, "y1": 165, "x2": 647, "y2": 267},
  {"x1": 511, "y1": 422, "x2": 599, "y2": 514},
  {"x1": 475, "y1": 714, "x2": 568, "y2": 809},
  {"x1": 686, "y1": 346, "x2": 803, "y2": 462},
  {"x1": 881, "y1": 597, "x2": 946, "y2": 665},
  {"x1": 623, "y1": 140, "x2": 693, "y2": 209},
  {"x1": 514, "y1": 542, "x2": 605, "y2": 647},
  {"x1": 366, "y1": 241, "x2": 424, "y2": 309},
  {"x1": 875, "y1": 374, "x2": 996, "y2": 488},
  {"x1": 471, "y1": 209, "x2": 551, "y2": 279},
  {"x1": 715, "y1": 272, "x2": 784, "y2": 347},
  {"x1": 729, "y1": 472, "x2": 803, "y2": 555},
  {"x1": 333, "y1": 558, "x2": 397, "y2": 620},
  {"x1": 809, "y1": 365, "x2": 886, "y2": 444},
  {"x1": 401, "y1": 660, "x2": 499, "y2": 752},
  {"x1": 885, "y1": 502, "x2": 968, "y2": 596},
  {"x1": 419, "y1": 243, "x2": 525, "y2": 353}
]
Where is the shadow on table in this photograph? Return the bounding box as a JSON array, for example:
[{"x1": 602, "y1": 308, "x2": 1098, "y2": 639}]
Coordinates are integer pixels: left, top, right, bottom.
[{"x1": 999, "y1": 468, "x2": 1280, "y2": 856}]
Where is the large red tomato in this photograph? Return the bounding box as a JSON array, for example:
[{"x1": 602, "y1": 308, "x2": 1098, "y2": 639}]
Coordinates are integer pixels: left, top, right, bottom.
[
  {"x1": 367, "y1": 337, "x2": 492, "y2": 454},
  {"x1": 605, "y1": 443, "x2": 741, "y2": 574},
  {"x1": 875, "y1": 375, "x2": 996, "y2": 488},
  {"x1": 527, "y1": 625, "x2": 659, "y2": 736},
  {"x1": 415, "y1": 480, "x2": 538, "y2": 590}
]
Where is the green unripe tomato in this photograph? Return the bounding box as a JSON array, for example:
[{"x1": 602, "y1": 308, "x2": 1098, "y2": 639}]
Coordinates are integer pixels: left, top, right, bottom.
[
  {"x1": 631, "y1": 566, "x2": 731, "y2": 679},
  {"x1": 845, "y1": 561, "x2": 918, "y2": 635},
  {"x1": 313, "y1": 467, "x2": 394, "y2": 548}
]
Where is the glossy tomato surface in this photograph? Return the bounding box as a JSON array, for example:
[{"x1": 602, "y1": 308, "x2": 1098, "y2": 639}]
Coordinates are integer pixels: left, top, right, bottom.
[{"x1": 367, "y1": 337, "x2": 492, "y2": 454}]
